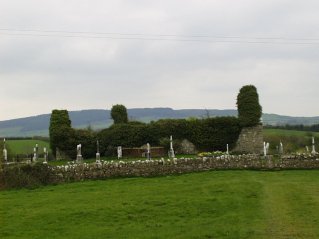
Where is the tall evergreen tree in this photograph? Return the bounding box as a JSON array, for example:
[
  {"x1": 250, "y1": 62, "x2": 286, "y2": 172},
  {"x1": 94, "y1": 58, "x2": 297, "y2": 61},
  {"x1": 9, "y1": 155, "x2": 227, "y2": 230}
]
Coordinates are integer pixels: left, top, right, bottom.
[
  {"x1": 49, "y1": 110, "x2": 74, "y2": 158},
  {"x1": 236, "y1": 85, "x2": 262, "y2": 127},
  {"x1": 111, "y1": 104, "x2": 128, "y2": 124}
]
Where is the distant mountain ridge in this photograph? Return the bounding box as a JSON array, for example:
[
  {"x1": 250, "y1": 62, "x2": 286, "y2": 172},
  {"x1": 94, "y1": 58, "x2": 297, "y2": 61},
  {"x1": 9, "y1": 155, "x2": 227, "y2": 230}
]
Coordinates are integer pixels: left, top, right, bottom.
[{"x1": 0, "y1": 108, "x2": 319, "y2": 137}]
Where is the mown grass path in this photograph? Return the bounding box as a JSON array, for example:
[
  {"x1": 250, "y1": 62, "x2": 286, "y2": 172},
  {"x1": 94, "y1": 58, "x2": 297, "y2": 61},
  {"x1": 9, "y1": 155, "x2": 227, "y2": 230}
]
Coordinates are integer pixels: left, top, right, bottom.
[
  {"x1": 1, "y1": 170, "x2": 319, "y2": 238},
  {"x1": 260, "y1": 171, "x2": 319, "y2": 238}
]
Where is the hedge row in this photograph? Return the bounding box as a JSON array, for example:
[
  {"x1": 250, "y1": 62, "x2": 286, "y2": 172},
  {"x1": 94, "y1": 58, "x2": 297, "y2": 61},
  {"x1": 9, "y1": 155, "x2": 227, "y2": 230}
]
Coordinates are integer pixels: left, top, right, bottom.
[
  {"x1": 0, "y1": 163, "x2": 53, "y2": 189},
  {"x1": 97, "y1": 117, "x2": 241, "y2": 156},
  {"x1": 50, "y1": 114, "x2": 241, "y2": 159}
]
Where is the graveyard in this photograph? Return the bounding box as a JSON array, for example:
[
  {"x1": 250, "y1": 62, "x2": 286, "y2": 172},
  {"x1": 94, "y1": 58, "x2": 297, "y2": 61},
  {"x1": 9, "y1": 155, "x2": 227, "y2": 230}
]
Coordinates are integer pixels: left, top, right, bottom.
[{"x1": 1, "y1": 85, "x2": 319, "y2": 238}]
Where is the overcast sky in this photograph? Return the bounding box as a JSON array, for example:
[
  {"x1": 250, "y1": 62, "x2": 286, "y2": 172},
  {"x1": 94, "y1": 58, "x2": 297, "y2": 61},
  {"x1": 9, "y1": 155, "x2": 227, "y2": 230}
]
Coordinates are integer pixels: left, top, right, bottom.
[{"x1": 0, "y1": 0, "x2": 319, "y2": 121}]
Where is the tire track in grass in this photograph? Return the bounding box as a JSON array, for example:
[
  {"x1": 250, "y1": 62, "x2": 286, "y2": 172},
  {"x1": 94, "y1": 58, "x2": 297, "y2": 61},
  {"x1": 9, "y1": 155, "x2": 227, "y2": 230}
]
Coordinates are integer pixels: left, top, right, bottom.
[{"x1": 262, "y1": 177, "x2": 319, "y2": 239}]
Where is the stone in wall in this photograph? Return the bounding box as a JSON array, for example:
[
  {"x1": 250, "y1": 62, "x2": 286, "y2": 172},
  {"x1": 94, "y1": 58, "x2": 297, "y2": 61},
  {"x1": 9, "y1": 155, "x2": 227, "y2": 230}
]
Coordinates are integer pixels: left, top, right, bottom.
[{"x1": 233, "y1": 124, "x2": 263, "y2": 154}]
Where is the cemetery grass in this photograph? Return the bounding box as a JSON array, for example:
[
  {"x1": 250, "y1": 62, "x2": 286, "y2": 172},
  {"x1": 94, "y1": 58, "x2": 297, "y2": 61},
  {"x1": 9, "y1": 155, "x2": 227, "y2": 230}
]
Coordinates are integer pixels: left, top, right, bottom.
[{"x1": 1, "y1": 171, "x2": 319, "y2": 238}]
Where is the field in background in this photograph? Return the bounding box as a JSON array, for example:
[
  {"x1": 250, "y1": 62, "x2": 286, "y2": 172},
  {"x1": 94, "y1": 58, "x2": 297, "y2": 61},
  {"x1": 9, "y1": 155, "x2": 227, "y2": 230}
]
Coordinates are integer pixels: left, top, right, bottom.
[
  {"x1": 263, "y1": 128, "x2": 319, "y2": 137},
  {"x1": 6, "y1": 139, "x2": 50, "y2": 155},
  {"x1": 263, "y1": 129, "x2": 319, "y2": 153},
  {"x1": 1, "y1": 170, "x2": 319, "y2": 238},
  {"x1": 3, "y1": 128, "x2": 319, "y2": 159}
]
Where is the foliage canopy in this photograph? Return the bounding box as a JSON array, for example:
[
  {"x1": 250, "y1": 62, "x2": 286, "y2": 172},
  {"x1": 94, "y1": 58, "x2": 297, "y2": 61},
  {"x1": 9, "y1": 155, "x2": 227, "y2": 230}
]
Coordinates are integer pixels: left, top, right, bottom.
[
  {"x1": 49, "y1": 110, "x2": 73, "y2": 158},
  {"x1": 236, "y1": 85, "x2": 262, "y2": 127},
  {"x1": 111, "y1": 104, "x2": 128, "y2": 124}
]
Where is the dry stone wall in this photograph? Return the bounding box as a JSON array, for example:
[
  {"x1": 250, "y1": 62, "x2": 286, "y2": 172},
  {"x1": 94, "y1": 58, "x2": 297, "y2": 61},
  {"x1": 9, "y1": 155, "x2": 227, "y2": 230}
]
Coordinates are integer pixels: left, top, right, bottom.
[{"x1": 49, "y1": 154, "x2": 319, "y2": 184}]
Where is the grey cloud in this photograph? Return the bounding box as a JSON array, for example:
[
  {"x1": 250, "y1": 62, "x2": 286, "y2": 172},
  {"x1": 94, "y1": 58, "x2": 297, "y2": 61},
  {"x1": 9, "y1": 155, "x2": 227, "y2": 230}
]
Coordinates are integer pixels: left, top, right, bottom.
[{"x1": 0, "y1": 0, "x2": 319, "y2": 120}]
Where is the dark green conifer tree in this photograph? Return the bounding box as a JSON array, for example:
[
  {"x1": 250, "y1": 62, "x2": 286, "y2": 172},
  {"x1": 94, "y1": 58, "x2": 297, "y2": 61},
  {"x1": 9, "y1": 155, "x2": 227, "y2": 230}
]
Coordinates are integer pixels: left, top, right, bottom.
[
  {"x1": 236, "y1": 85, "x2": 262, "y2": 127},
  {"x1": 49, "y1": 109, "x2": 74, "y2": 158},
  {"x1": 111, "y1": 104, "x2": 128, "y2": 124}
]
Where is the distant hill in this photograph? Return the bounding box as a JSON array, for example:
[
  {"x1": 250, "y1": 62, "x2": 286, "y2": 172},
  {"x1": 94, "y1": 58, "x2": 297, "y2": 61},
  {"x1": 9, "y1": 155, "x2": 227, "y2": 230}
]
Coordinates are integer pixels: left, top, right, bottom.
[{"x1": 0, "y1": 108, "x2": 319, "y2": 137}]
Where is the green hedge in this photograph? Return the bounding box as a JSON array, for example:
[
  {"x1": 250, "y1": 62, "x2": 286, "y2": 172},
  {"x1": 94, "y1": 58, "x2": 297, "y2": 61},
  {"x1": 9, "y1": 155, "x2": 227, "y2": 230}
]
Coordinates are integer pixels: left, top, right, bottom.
[
  {"x1": 73, "y1": 129, "x2": 97, "y2": 159},
  {"x1": 50, "y1": 115, "x2": 242, "y2": 158},
  {"x1": 98, "y1": 117, "x2": 241, "y2": 156},
  {"x1": 0, "y1": 163, "x2": 53, "y2": 189}
]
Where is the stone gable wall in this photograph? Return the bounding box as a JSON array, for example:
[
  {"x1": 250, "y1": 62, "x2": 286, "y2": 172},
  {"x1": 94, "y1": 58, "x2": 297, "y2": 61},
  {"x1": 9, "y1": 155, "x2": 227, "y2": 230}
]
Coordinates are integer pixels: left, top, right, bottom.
[{"x1": 233, "y1": 125, "x2": 263, "y2": 154}]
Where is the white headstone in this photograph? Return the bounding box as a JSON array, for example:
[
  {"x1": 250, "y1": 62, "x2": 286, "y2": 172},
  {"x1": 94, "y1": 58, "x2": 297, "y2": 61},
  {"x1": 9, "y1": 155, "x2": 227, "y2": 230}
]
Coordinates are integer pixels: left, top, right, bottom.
[
  {"x1": 117, "y1": 146, "x2": 122, "y2": 159},
  {"x1": 279, "y1": 141, "x2": 283, "y2": 154},
  {"x1": 43, "y1": 147, "x2": 48, "y2": 164},
  {"x1": 3, "y1": 138, "x2": 7, "y2": 162},
  {"x1": 263, "y1": 142, "x2": 267, "y2": 156},
  {"x1": 32, "y1": 147, "x2": 37, "y2": 162},
  {"x1": 3, "y1": 148, "x2": 7, "y2": 162},
  {"x1": 77, "y1": 144, "x2": 82, "y2": 156},
  {"x1": 266, "y1": 143, "x2": 270, "y2": 154},
  {"x1": 312, "y1": 137, "x2": 316, "y2": 154},
  {"x1": 169, "y1": 135, "x2": 175, "y2": 158},
  {"x1": 96, "y1": 140, "x2": 101, "y2": 162},
  {"x1": 96, "y1": 152, "x2": 101, "y2": 162},
  {"x1": 76, "y1": 144, "x2": 83, "y2": 163}
]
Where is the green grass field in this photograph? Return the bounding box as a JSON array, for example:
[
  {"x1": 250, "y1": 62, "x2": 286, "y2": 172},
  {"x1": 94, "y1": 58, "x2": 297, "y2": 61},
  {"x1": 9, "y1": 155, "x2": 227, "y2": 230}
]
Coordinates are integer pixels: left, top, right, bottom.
[
  {"x1": 263, "y1": 128, "x2": 319, "y2": 137},
  {"x1": 1, "y1": 170, "x2": 319, "y2": 239},
  {"x1": 6, "y1": 140, "x2": 50, "y2": 155},
  {"x1": 263, "y1": 129, "x2": 319, "y2": 153}
]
